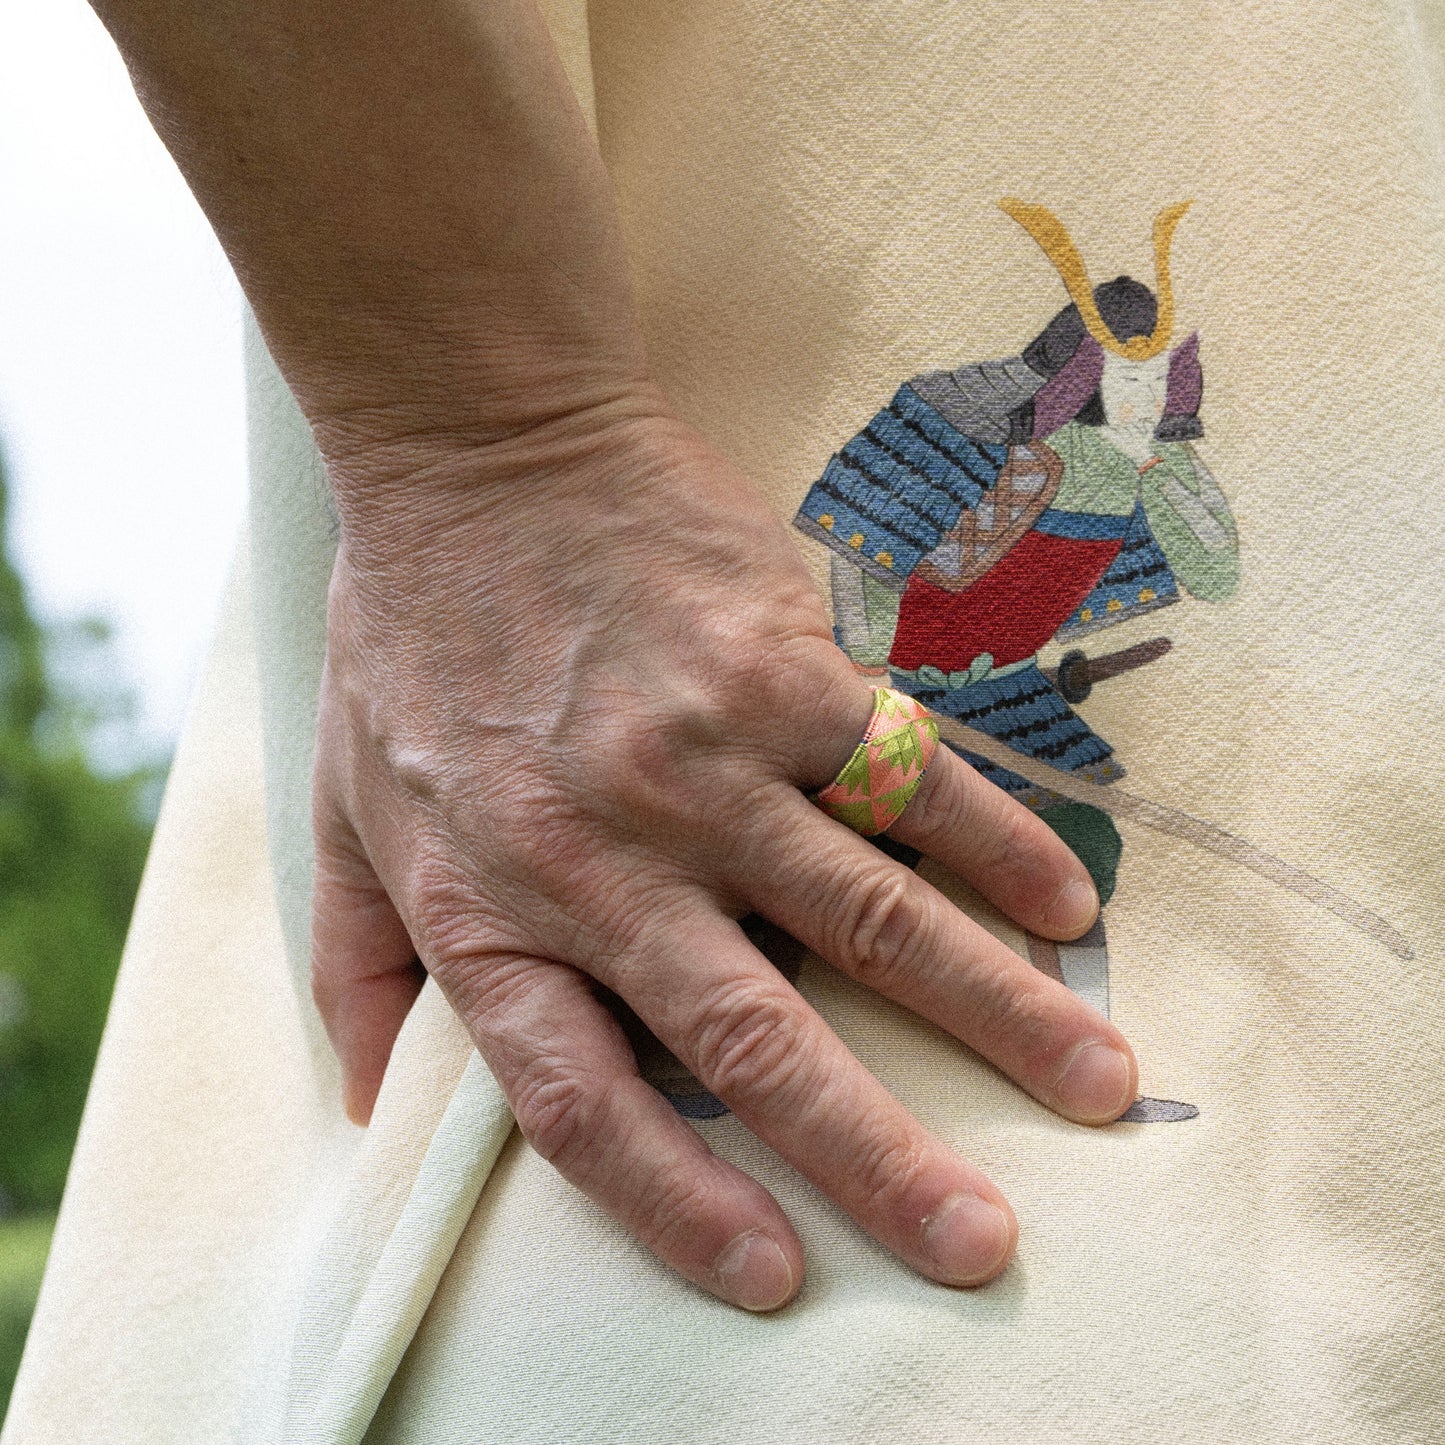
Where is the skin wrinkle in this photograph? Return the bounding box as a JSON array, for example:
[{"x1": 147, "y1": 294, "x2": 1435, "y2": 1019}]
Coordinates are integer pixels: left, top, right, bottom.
[
  {"x1": 682, "y1": 976, "x2": 814, "y2": 1105},
  {"x1": 403, "y1": 881, "x2": 521, "y2": 980},
  {"x1": 461, "y1": 963, "x2": 624, "y2": 1079},
  {"x1": 894, "y1": 761, "x2": 1079, "y2": 928},
  {"x1": 709, "y1": 785, "x2": 1131, "y2": 1103},
  {"x1": 509, "y1": 1052, "x2": 611, "y2": 1169},
  {"x1": 802, "y1": 847, "x2": 1101, "y2": 1096},
  {"x1": 758, "y1": 1062, "x2": 977, "y2": 1263},
  {"x1": 851, "y1": 1131, "x2": 938, "y2": 1231},
  {"x1": 321, "y1": 398, "x2": 679, "y2": 555},
  {"x1": 630, "y1": 1163, "x2": 733, "y2": 1257},
  {"x1": 947, "y1": 784, "x2": 1037, "y2": 884},
  {"x1": 963, "y1": 959, "x2": 1076, "y2": 1074},
  {"x1": 829, "y1": 865, "x2": 930, "y2": 993},
  {"x1": 463, "y1": 958, "x2": 800, "y2": 1292}
]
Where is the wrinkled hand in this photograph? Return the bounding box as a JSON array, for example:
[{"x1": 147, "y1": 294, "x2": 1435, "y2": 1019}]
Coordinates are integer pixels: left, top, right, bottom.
[{"x1": 310, "y1": 405, "x2": 1138, "y2": 1312}]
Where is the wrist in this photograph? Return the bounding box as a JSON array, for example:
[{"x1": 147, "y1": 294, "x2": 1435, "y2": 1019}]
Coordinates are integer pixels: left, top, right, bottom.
[
  {"x1": 322, "y1": 392, "x2": 694, "y2": 572},
  {"x1": 258, "y1": 266, "x2": 656, "y2": 457}
]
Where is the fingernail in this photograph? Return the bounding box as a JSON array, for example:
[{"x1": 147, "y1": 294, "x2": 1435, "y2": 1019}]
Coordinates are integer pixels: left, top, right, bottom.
[
  {"x1": 921, "y1": 1193, "x2": 1014, "y2": 1285},
  {"x1": 1050, "y1": 876, "x2": 1099, "y2": 935},
  {"x1": 713, "y1": 1230, "x2": 795, "y2": 1312},
  {"x1": 1055, "y1": 1040, "x2": 1134, "y2": 1121}
]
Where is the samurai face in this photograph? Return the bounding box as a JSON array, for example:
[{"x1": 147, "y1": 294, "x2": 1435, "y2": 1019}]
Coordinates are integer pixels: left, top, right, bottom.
[{"x1": 1099, "y1": 350, "x2": 1170, "y2": 436}]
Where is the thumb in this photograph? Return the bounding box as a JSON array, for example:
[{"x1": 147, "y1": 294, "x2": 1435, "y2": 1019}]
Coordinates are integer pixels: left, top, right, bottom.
[{"x1": 310, "y1": 801, "x2": 425, "y2": 1125}]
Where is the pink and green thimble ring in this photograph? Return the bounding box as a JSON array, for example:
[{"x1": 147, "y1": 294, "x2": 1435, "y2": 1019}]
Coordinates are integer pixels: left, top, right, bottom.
[{"x1": 812, "y1": 687, "x2": 939, "y2": 836}]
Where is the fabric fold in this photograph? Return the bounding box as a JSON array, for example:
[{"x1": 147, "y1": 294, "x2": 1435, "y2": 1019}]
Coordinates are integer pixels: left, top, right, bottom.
[{"x1": 278, "y1": 994, "x2": 513, "y2": 1445}]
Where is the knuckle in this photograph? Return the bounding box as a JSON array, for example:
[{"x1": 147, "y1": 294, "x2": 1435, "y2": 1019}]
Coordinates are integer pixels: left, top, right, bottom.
[
  {"x1": 402, "y1": 852, "x2": 530, "y2": 1004},
  {"x1": 963, "y1": 789, "x2": 1042, "y2": 880},
  {"x1": 406, "y1": 853, "x2": 486, "y2": 969},
  {"x1": 629, "y1": 1168, "x2": 717, "y2": 1255},
  {"x1": 832, "y1": 867, "x2": 930, "y2": 992},
  {"x1": 849, "y1": 1131, "x2": 933, "y2": 1216},
  {"x1": 688, "y1": 979, "x2": 807, "y2": 1103},
  {"x1": 509, "y1": 1054, "x2": 600, "y2": 1169},
  {"x1": 589, "y1": 630, "x2": 841, "y2": 795},
  {"x1": 571, "y1": 689, "x2": 750, "y2": 838},
  {"x1": 967, "y1": 962, "x2": 1061, "y2": 1064},
  {"x1": 718, "y1": 631, "x2": 836, "y2": 726},
  {"x1": 708, "y1": 633, "x2": 856, "y2": 763},
  {"x1": 583, "y1": 703, "x2": 695, "y2": 806}
]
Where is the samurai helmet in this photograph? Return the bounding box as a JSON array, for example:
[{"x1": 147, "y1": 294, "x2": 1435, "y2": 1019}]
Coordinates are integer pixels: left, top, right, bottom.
[{"x1": 999, "y1": 197, "x2": 1193, "y2": 362}]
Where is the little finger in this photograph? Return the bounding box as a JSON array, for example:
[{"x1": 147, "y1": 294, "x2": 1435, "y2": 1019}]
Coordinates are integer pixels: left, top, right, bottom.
[{"x1": 883, "y1": 740, "x2": 1100, "y2": 940}]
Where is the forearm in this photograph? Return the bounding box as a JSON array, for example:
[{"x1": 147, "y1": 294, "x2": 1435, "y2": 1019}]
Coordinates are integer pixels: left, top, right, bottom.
[{"x1": 89, "y1": 0, "x2": 656, "y2": 474}]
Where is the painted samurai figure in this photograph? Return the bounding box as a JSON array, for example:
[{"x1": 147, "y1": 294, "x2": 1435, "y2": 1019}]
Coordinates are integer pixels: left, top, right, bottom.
[{"x1": 795, "y1": 200, "x2": 1241, "y2": 1122}]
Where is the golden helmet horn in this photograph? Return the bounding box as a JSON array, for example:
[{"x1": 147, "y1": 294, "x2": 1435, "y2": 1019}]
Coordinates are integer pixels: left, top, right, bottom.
[{"x1": 998, "y1": 197, "x2": 1193, "y2": 362}]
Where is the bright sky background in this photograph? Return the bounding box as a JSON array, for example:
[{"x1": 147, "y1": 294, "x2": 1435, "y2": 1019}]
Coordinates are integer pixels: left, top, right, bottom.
[{"x1": 0, "y1": 0, "x2": 247, "y2": 752}]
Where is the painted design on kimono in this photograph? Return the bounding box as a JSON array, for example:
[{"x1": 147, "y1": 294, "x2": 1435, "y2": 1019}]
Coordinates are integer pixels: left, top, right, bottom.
[
  {"x1": 635, "y1": 198, "x2": 1408, "y2": 1126},
  {"x1": 795, "y1": 198, "x2": 1239, "y2": 1123}
]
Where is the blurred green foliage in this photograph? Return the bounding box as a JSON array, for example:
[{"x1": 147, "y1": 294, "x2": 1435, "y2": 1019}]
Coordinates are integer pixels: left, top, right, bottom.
[
  {"x1": 0, "y1": 440, "x2": 164, "y2": 1213},
  {"x1": 0, "y1": 1213, "x2": 54, "y2": 1421}
]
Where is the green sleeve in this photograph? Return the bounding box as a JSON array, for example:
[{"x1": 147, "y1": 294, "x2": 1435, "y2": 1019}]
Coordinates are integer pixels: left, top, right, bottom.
[
  {"x1": 860, "y1": 572, "x2": 901, "y2": 664},
  {"x1": 830, "y1": 555, "x2": 901, "y2": 667},
  {"x1": 1139, "y1": 445, "x2": 1240, "y2": 602}
]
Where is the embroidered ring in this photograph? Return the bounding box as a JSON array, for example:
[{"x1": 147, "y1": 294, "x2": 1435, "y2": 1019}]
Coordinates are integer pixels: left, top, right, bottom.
[{"x1": 811, "y1": 687, "x2": 940, "y2": 837}]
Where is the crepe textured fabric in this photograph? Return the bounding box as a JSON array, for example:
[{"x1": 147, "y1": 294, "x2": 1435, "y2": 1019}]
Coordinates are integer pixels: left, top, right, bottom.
[{"x1": 8, "y1": 1, "x2": 1445, "y2": 1440}]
